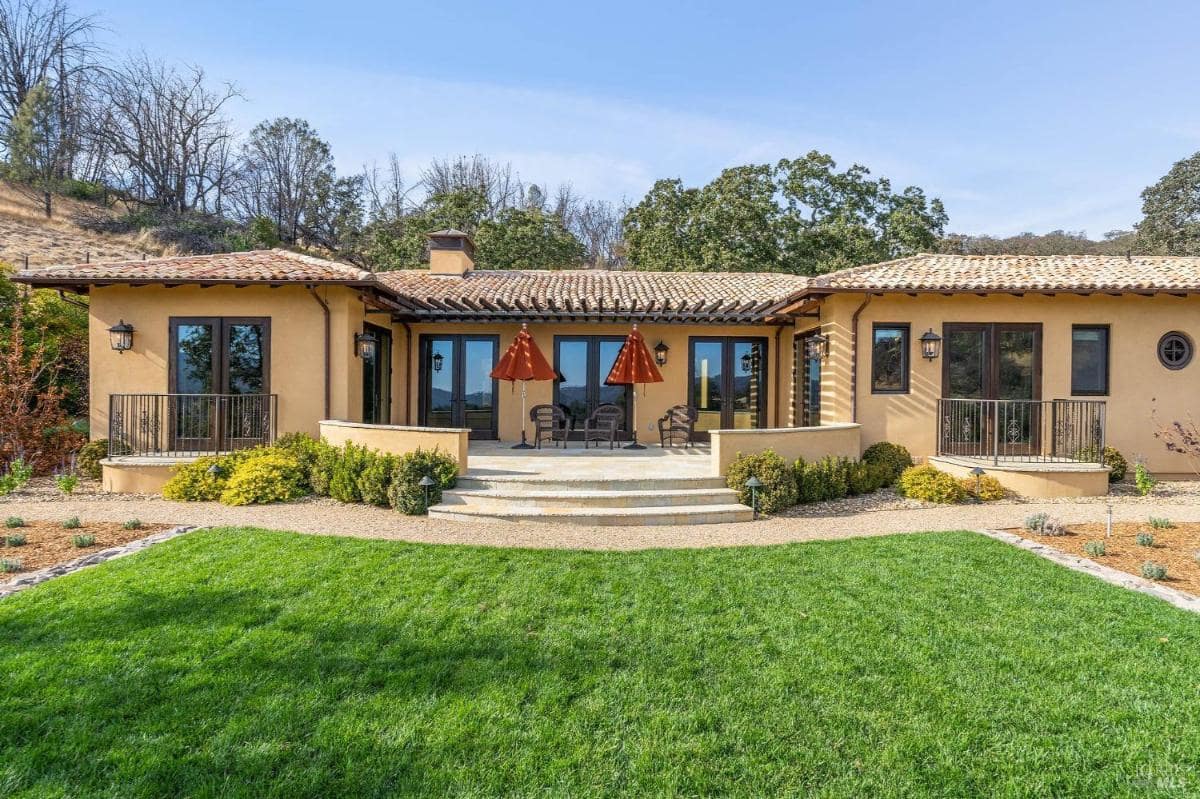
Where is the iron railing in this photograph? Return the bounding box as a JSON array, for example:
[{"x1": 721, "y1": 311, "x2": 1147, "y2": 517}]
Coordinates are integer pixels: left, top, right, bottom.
[
  {"x1": 936, "y1": 398, "x2": 1106, "y2": 465},
  {"x1": 108, "y1": 394, "x2": 278, "y2": 458}
]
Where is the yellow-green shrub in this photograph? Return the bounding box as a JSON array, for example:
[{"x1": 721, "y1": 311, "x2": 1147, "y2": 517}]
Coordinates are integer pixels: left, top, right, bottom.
[
  {"x1": 218, "y1": 450, "x2": 307, "y2": 506},
  {"x1": 163, "y1": 452, "x2": 251, "y2": 501},
  {"x1": 897, "y1": 465, "x2": 966, "y2": 504},
  {"x1": 388, "y1": 448, "x2": 460, "y2": 515},
  {"x1": 357, "y1": 451, "x2": 398, "y2": 507},
  {"x1": 960, "y1": 474, "x2": 1006, "y2": 502},
  {"x1": 726, "y1": 450, "x2": 797, "y2": 514}
]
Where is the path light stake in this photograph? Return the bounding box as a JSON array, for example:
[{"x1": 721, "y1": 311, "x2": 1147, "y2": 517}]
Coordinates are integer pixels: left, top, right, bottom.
[
  {"x1": 745, "y1": 476, "x2": 763, "y2": 520},
  {"x1": 969, "y1": 466, "x2": 985, "y2": 502},
  {"x1": 419, "y1": 475, "x2": 436, "y2": 513},
  {"x1": 1106, "y1": 503, "x2": 1113, "y2": 538}
]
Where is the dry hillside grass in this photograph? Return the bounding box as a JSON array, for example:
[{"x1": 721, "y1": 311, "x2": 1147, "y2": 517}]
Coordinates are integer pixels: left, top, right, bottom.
[{"x1": 0, "y1": 182, "x2": 160, "y2": 268}]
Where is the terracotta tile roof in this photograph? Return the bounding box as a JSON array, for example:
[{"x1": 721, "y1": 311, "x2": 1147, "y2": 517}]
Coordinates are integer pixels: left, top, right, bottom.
[
  {"x1": 808, "y1": 253, "x2": 1200, "y2": 294},
  {"x1": 14, "y1": 249, "x2": 375, "y2": 286},
  {"x1": 374, "y1": 269, "x2": 810, "y2": 322}
]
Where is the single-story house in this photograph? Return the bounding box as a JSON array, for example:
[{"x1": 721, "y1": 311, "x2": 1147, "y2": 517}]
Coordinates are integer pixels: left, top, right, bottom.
[{"x1": 15, "y1": 232, "x2": 1200, "y2": 500}]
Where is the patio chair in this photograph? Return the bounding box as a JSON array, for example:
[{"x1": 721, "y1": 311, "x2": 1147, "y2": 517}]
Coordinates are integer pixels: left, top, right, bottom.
[
  {"x1": 658, "y1": 404, "x2": 698, "y2": 448},
  {"x1": 530, "y1": 404, "x2": 569, "y2": 449},
  {"x1": 583, "y1": 404, "x2": 624, "y2": 449}
]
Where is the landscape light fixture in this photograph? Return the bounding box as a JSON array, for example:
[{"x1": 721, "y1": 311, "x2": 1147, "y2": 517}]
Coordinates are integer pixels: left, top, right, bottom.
[
  {"x1": 920, "y1": 328, "x2": 943, "y2": 361},
  {"x1": 969, "y1": 466, "x2": 985, "y2": 500},
  {"x1": 419, "y1": 474, "x2": 436, "y2": 512},
  {"x1": 108, "y1": 320, "x2": 134, "y2": 353},
  {"x1": 354, "y1": 330, "x2": 378, "y2": 360},
  {"x1": 745, "y1": 475, "x2": 763, "y2": 520}
]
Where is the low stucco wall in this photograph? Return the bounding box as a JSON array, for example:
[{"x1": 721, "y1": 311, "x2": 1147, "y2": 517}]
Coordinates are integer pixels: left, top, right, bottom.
[
  {"x1": 929, "y1": 456, "x2": 1109, "y2": 498},
  {"x1": 710, "y1": 424, "x2": 862, "y2": 476},
  {"x1": 101, "y1": 458, "x2": 185, "y2": 494},
  {"x1": 319, "y1": 420, "x2": 469, "y2": 471}
]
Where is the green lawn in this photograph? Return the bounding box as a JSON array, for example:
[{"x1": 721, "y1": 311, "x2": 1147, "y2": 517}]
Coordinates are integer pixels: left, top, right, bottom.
[{"x1": 2, "y1": 529, "x2": 1199, "y2": 798}]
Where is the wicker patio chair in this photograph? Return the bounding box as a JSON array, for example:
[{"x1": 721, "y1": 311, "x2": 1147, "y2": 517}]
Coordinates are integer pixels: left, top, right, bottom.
[
  {"x1": 658, "y1": 404, "x2": 698, "y2": 448},
  {"x1": 583, "y1": 404, "x2": 624, "y2": 449},
  {"x1": 530, "y1": 404, "x2": 569, "y2": 449}
]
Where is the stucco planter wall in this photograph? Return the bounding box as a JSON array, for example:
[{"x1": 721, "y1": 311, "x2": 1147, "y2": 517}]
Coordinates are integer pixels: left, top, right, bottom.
[
  {"x1": 710, "y1": 423, "x2": 862, "y2": 476},
  {"x1": 319, "y1": 420, "x2": 469, "y2": 471}
]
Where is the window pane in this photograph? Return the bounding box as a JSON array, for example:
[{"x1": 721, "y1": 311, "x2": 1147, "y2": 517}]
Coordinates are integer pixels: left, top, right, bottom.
[
  {"x1": 691, "y1": 341, "x2": 724, "y2": 433},
  {"x1": 226, "y1": 323, "x2": 266, "y2": 395},
  {"x1": 871, "y1": 327, "x2": 907, "y2": 392},
  {"x1": 556, "y1": 340, "x2": 589, "y2": 429},
  {"x1": 1072, "y1": 328, "x2": 1108, "y2": 394},
  {"x1": 946, "y1": 329, "x2": 986, "y2": 398},
  {"x1": 175, "y1": 323, "x2": 214, "y2": 393}
]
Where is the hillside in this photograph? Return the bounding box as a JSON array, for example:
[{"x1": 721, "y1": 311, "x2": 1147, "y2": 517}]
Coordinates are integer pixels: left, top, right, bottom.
[{"x1": 0, "y1": 182, "x2": 157, "y2": 268}]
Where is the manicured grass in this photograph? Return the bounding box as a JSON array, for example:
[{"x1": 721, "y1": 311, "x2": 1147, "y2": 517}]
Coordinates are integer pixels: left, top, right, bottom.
[{"x1": 2, "y1": 529, "x2": 1199, "y2": 797}]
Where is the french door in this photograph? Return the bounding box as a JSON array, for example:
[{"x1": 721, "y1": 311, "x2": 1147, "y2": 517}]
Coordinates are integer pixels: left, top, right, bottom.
[
  {"x1": 168, "y1": 317, "x2": 271, "y2": 451},
  {"x1": 689, "y1": 337, "x2": 768, "y2": 441},
  {"x1": 553, "y1": 336, "x2": 631, "y2": 439},
  {"x1": 794, "y1": 332, "x2": 821, "y2": 427},
  {"x1": 419, "y1": 334, "x2": 499, "y2": 439},
  {"x1": 942, "y1": 323, "x2": 1041, "y2": 454},
  {"x1": 362, "y1": 323, "x2": 392, "y2": 425}
]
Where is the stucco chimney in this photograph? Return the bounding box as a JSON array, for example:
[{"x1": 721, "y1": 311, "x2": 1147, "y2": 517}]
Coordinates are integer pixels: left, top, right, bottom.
[{"x1": 427, "y1": 229, "x2": 475, "y2": 275}]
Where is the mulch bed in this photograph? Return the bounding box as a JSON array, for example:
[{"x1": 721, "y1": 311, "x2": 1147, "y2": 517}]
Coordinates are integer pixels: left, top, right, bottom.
[
  {"x1": 0, "y1": 520, "x2": 173, "y2": 575},
  {"x1": 1010, "y1": 521, "x2": 1200, "y2": 595}
]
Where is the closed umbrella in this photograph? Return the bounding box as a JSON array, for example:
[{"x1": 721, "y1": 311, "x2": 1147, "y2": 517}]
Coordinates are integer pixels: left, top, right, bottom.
[
  {"x1": 490, "y1": 323, "x2": 557, "y2": 449},
  {"x1": 605, "y1": 324, "x2": 664, "y2": 450}
]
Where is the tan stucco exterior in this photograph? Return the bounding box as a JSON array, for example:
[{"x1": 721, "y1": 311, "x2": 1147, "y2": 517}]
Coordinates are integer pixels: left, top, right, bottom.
[
  {"x1": 318, "y1": 420, "x2": 469, "y2": 471},
  {"x1": 808, "y1": 291, "x2": 1200, "y2": 476}
]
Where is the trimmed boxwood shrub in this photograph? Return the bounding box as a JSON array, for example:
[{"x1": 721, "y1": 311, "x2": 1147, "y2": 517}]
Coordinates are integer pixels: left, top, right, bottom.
[
  {"x1": 274, "y1": 432, "x2": 330, "y2": 492},
  {"x1": 795, "y1": 456, "x2": 854, "y2": 504},
  {"x1": 163, "y1": 451, "x2": 254, "y2": 501},
  {"x1": 861, "y1": 442, "x2": 913, "y2": 485},
  {"x1": 389, "y1": 448, "x2": 460, "y2": 515},
  {"x1": 329, "y1": 443, "x2": 372, "y2": 503},
  {"x1": 357, "y1": 451, "x2": 399, "y2": 507},
  {"x1": 727, "y1": 450, "x2": 796, "y2": 514},
  {"x1": 897, "y1": 465, "x2": 966, "y2": 504},
  {"x1": 219, "y1": 450, "x2": 308, "y2": 506},
  {"x1": 76, "y1": 439, "x2": 109, "y2": 480}
]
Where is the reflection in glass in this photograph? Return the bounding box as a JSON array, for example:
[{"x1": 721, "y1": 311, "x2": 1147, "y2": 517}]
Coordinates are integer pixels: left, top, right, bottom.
[
  {"x1": 556, "y1": 340, "x2": 589, "y2": 429},
  {"x1": 692, "y1": 341, "x2": 724, "y2": 433},
  {"x1": 463, "y1": 339, "x2": 497, "y2": 433},
  {"x1": 226, "y1": 324, "x2": 265, "y2": 395},
  {"x1": 427, "y1": 338, "x2": 455, "y2": 427},
  {"x1": 176, "y1": 324, "x2": 214, "y2": 393},
  {"x1": 732, "y1": 341, "x2": 763, "y2": 430},
  {"x1": 596, "y1": 340, "x2": 628, "y2": 423},
  {"x1": 946, "y1": 329, "x2": 986, "y2": 398}
]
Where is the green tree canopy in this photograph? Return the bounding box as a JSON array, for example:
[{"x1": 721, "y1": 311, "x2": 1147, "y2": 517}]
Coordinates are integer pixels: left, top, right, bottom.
[
  {"x1": 4, "y1": 82, "x2": 66, "y2": 217},
  {"x1": 1137, "y1": 152, "x2": 1200, "y2": 255},
  {"x1": 622, "y1": 151, "x2": 947, "y2": 274},
  {"x1": 475, "y1": 207, "x2": 585, "y2": 270}
]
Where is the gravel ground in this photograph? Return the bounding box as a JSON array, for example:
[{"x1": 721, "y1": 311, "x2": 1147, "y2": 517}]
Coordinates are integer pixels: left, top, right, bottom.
[{"x1": 4, "y1": 478, "x2": 1200, "y2": 551}]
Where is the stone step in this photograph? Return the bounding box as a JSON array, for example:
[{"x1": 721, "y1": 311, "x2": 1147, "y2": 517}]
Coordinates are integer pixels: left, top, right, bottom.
[
  {"x1": 438, "y1": 486, "x2": 741, "y2": 510},
  {"x1": 427, "y1": 503, "x2": 755, "y2": 527},
  {"x1": 456, "y1": 474, "x2": 727, "y2": 492}
]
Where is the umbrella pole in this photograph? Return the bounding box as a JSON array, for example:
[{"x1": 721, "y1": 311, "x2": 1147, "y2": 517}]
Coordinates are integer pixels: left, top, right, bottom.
[
  {"x1": 512, "y1": 381, "x2": 534, "y2": 449},
  {"x1": 624, "y1": 384, "x2": 647, "y2": 450}
]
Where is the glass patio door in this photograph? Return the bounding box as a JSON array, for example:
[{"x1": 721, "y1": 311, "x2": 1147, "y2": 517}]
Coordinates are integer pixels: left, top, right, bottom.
[
  {"x1": 688, "y1": 337, "x2": 768, "y2": 441},
  {"x1": 419, "y1": 335, "x2": 499, "y2": 439},
  {"x1": 553, "y1": 336, "x2": 631, "y2": 439},
  {"x1": 169, "y1": 317, "x2": 270, "y2": 452},
  {"x1": 362, "y1": 323, "x2": 392, "y2": 425},
  {"x1": 794, "y1": 332, "x2": 821, "y2": 427},
  {"x1": 942, "y1": 323, "x2": 1041, "y2": 454}
]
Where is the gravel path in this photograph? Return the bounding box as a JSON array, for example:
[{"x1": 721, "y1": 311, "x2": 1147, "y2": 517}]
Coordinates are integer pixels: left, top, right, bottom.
[{"x1": 5, "y1": 481, "x2": 1200, "y2": 550}]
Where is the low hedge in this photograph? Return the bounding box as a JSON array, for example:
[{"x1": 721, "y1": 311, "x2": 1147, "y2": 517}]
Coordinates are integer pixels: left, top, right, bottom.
[
  {"x1": 219, "y1": 450, "x2": 308, "y2": 506},
  {"x1": 726, "y1": 450, "x2": 796, "y2": 514},
  {"x1": 861, "y1": 442, "x2": 913, "y2": 486},
  {"x1": 897, "y1": 465, "x2": 966, "y2": 504},
  {"x1": 389, "y1": 448, "x2": 459, "y2": 515}
]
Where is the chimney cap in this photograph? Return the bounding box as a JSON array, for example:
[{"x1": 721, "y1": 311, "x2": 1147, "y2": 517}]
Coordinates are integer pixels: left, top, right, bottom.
[{"x1": 427, "y1": 229, "x2": 475, "y2": 254}]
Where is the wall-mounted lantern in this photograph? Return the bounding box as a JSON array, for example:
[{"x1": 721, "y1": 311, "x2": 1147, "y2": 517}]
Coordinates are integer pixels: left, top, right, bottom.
[
  {"x1": 432, "y1": 351, "x2": 444, "y2": 372},
  {"x1": 920, "y1": 328, "x2": 943, "y2": 361},
  {"x1": 354, "y1": 330, "x2": 378, "y2": 360},
  {"x1": 108, "y1": 320, "x2": 134, "y2": 353},
  {"x1": 654, "y1": 340, "x2": 669, "y2": 367},
  {"x1": 806, "y1": 332, "x2": 830, "y2": 361}
]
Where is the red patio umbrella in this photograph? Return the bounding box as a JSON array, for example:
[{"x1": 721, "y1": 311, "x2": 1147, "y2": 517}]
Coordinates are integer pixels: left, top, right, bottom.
[
  {"x1": 490, "y1": 323, "x2": 557, "y2": 449},
  {"x1": 605, "y1": 324, "x2": 664, "y2": 450}
]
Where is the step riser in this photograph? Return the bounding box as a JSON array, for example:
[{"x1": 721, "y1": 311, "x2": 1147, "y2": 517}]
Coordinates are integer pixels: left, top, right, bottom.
[
  {"x1": 438, "y1": 489, "x2": 740, "y2": 510},
  {"x1": 457, "y1": 477, "x2": 727, "y2": 492},
  {"x1": 428, "y1": 509, "x2": 754, "y2": 527}
]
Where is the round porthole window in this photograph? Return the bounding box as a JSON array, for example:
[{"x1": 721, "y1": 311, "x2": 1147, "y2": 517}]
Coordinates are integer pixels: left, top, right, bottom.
[{"x1": 1157, "y1": 331, "x2": 1193, "y2": 370}]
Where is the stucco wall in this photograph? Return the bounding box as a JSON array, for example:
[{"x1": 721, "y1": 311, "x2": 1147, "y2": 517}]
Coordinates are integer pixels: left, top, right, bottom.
[
  {"x1": 812, "y1": 292, "x2": 1200, "y2": 476},
  {"x1": 709, "y1": 423, "x2": 861, "y2": 476},
  {"x1": 401, "y1": 321, "x2": 793, "y2": 443},
  {"x1": 88, "y1": 284, "x2": 368, "y2": 440},
  {"x1": 318, "y1": 420, "x2": 469, "y2": 471}
]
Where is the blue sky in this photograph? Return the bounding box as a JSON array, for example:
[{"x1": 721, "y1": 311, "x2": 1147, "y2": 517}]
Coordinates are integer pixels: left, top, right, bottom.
[{"x1": 79, "y1": 0, "x2": 1200, "y2": 236}]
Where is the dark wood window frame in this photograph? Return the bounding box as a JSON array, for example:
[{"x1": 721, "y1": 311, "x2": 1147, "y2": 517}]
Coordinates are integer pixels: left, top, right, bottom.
[
  {"x1": 1070, "y1": 324, "x2": 1110, "y2": 396},
  {"x1": 362, "y1": 321, "x2": 393, "y2": 424},
  {"x1": 870, "y1": 323, "x2": 910, "y2": 394},
  {"x1": 168, "y1": 316, "x2": 271, "y2": 395},
  {"x1": 1157, "y1": 331, "x2": 1193, "y2": 371},
  {"x1": 794, "y1": 331, "x2": 822, "y2": 427}
]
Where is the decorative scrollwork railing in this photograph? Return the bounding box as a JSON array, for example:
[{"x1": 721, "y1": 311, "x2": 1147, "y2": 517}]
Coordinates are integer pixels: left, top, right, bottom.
[
  {"x1": 936, "y1": 398, "x2": 1105, "y2": 465},
  {"x1": 108, "y1": 394, "x2": 278, "y2": 458}
]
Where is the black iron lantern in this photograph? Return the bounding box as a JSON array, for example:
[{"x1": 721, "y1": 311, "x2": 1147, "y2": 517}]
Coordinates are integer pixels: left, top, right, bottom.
[
  {"x1": 654, "y1": 340, "x2": 669, "y2": 367},
  {"x1": 354, "y1": 330, "x2": 378, "y2": 359},
  {"x1": 741, "y1": 350, "x2": 756, "y2": 371},
  {"x1": 920, "y1": 328, "x2": 943, "y2": 361},
  {"x1": 432, "y1": 352, "x2": 444, "y2": 372},
  {"x1": 806, "y1": 332, "x2": 829, "y2": 360},
  {"x1": 108, "y1": 320, "x2": 134, "y2": 353}
]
